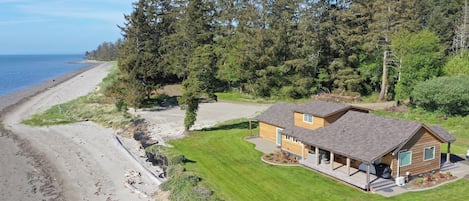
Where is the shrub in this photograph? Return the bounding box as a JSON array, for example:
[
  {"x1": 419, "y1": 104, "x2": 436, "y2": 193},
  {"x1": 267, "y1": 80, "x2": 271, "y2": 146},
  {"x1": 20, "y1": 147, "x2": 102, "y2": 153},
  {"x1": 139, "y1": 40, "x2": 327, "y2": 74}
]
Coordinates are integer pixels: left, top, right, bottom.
[
  {"x1": 115, "y1": 99, "x2": 127, "y2": 112},
  {"x1": 161, "y1": 164, "x2": 220, "y2": 201},
  {"x1": 414, "y1": 177, "x2": 425, "y2": 185},
  {"x1": 446, "y1": 172, "x2": 453, "y2": 177},
  {"x1": 411, "y1": 75, "x2": 469, "y2": 116}
]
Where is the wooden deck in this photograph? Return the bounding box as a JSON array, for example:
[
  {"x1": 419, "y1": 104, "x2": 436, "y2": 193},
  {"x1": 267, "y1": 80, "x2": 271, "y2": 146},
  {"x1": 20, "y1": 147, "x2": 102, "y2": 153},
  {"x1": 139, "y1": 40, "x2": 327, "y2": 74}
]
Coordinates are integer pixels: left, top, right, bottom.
[{"x1": 300, "y1": 158, "x2": 393, "y2": 190}]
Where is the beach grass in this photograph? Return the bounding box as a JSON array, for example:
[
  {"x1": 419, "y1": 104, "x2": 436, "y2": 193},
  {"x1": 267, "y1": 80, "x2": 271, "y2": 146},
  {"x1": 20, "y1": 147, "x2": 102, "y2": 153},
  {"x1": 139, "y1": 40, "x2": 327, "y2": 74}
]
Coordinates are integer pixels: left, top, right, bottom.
[
  {"x1": 22, "y1": 93, "x2": 133, "y2": 128},
  {"x1": 168, "y1": 119, "x2": 469, "y2": 201},
  {"x1": 22, "y1": 63, "x2": 134, "y2": 128}
]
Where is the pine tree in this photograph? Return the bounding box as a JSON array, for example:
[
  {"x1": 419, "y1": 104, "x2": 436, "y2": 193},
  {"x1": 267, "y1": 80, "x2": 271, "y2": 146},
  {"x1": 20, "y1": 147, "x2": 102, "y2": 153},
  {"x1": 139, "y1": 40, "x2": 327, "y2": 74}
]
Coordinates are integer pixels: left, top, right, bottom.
[
  {"x1": 166, "y1": 0, "x2": 216, "y2": 130},
  {"x1": 117, "y1": 0, "x2": 178, "y2": 108}
]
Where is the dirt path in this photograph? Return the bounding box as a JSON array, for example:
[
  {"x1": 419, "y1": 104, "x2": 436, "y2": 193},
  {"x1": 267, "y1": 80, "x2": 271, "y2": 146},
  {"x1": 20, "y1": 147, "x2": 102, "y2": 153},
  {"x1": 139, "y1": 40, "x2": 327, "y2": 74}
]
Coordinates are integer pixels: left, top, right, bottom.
[{"x1": 351, "y1": 101, "x2": 396, "y2": 111}]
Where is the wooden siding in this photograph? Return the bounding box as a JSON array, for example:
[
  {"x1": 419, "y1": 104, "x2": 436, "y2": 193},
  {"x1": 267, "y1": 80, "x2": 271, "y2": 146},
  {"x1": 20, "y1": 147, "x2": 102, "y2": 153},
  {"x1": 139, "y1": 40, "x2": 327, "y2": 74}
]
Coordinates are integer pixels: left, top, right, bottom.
[
  {"x1": 381, "y1": 153, "x2": 393, "y2": 166},
  {"x1": 259, "y1": 122, "x2": 280, "y2": 143},
  {"x1": 281, "y1": 134, "x2": 303, "y2": 156},
  {"x1": 390, "y1": 127, "x2": 442, "y2": 177},
  {"x1": 294, "y1": 112, "x2": 325, "y2": 130}
]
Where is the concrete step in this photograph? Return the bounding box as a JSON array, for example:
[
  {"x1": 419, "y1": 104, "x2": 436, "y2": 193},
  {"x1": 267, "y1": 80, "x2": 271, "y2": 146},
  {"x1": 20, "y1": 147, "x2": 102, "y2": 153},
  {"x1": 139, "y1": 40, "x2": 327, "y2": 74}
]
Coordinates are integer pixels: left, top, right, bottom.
[
  {"x1": 440, "y1": 162, "x2": 457, "y2": 172},
  {"x1": 371, "y1": 179, "x2": 396, "y2": 192}
]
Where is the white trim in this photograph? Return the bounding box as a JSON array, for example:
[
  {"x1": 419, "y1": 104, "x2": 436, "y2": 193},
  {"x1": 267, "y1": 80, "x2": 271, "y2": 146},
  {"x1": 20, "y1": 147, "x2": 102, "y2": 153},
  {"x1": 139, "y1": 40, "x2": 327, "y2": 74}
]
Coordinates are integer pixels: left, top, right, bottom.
[
  {"x1": 303, "y1": 113, "x2": 313, "y2": 124},
  {"x1": 423, "y1": 146, "x2": 436, "y2": 161},
  {"x1": 275, "y1": 128, "x2": 282, "y2": 145},
  {"x1": 399, "y1": 150, "x2": 412, "y2": 167}
]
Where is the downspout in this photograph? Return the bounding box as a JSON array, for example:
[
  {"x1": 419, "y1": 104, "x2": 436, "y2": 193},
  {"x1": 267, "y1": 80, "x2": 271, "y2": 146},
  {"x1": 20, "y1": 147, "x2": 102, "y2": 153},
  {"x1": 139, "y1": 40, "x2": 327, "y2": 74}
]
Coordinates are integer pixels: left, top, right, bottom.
[{"x1": 396, "y1": 153, "x2": 400, "y2": 178}]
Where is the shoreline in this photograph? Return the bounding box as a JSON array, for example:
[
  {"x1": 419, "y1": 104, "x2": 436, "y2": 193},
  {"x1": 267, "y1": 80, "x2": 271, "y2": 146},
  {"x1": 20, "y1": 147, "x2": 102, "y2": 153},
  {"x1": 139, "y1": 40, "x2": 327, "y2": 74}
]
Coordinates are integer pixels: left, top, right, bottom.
[
  {"x1": 1, "y1": 61, "x2": 162, "y2": 201},
  {"x1": 0, "y1": 61, "x2": 105, "y2": 120},
  {"x1": 0, "y1": 61, "x2": 106, "y2": 201}
]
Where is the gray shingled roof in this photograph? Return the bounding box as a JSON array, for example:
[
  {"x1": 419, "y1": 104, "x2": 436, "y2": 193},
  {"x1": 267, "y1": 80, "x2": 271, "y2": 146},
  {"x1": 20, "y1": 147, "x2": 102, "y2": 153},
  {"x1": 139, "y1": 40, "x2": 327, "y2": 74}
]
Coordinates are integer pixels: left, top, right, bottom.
[
  {"x1": 429, "y1": 125, "x2": 456, "y2": 143},
  {"x1": 294, "y1": 100, "x2": 351, "y2": 117},
  {"x1": 254, "y1": 102, "x2": 296, "y2": 128},
  {"x1": 283, "y1": 111, "x2": 424, "y2": 163}
]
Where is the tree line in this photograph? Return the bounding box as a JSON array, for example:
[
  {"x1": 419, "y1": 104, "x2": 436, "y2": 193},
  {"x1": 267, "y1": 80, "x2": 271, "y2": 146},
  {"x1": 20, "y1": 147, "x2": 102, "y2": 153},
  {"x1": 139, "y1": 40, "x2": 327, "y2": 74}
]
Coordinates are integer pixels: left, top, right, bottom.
[
  {"x1": 85, "y1": 40, "x2": 123, "y2": 61},
  {"x1": 110, "y1": 0, "x2": 469, "y2": 129}
]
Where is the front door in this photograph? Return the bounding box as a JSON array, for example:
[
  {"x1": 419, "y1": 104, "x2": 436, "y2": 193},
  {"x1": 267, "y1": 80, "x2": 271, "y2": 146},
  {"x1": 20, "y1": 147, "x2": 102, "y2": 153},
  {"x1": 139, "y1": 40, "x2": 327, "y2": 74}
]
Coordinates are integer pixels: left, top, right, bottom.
[{"x1": 276, "y1": 128, "x2": 282, "y2": 145}]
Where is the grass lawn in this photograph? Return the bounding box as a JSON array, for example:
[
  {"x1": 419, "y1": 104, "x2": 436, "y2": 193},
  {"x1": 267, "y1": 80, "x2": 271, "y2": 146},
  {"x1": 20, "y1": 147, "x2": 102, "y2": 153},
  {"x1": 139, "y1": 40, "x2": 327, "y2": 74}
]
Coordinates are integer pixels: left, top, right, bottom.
[
  {"x1": 169, "y1": 119, "x2": 469, "y2": 201},
  {"x1": 215, "y1": 92, "x2": 310, "y2": 104}
]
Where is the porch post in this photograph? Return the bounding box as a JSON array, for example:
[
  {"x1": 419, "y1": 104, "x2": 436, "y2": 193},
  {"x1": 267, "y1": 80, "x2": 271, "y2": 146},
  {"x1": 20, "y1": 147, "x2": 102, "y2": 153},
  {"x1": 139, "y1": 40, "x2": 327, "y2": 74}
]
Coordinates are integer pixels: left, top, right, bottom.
[
  {"x1": 249, "y1": 120, "x2": 252, "y2": 136},
  {"x1": 366, "y1": 163, "x2": 371, "y2": 191},
  {"x1": 346, "y1": 158, "x2": 351, "y2": 176},
  {"x1": 446, "y1": 142, "x2": 451, "y2": 163},
  {"x1": 301, "y1": 143, "x2": 305, "y2": 160},
  {"x1": 330, "y1": 152, "x2": 335, "y2": 170},
  {"x1": 315, "y1": 147, "x2": 319, "y2": 166}
]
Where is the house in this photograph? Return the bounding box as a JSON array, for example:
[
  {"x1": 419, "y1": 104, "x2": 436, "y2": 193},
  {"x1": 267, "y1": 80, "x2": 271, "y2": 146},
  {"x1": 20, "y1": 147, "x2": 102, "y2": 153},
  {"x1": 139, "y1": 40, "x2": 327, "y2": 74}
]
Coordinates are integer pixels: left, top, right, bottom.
[{"x1": 253, "y1": 100, "x2": 456, "y2": 190}]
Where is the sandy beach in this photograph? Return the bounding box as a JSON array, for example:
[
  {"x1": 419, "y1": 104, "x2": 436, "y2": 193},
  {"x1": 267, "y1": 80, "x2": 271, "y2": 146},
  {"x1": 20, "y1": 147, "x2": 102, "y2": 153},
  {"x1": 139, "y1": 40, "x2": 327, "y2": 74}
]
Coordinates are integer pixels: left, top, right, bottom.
[
  {"x1": 0, "y1": 62, "x2": 159, "y2": 201},
  {"x1": 0, "y1": 61, "x2": 269, "y2": 201}
]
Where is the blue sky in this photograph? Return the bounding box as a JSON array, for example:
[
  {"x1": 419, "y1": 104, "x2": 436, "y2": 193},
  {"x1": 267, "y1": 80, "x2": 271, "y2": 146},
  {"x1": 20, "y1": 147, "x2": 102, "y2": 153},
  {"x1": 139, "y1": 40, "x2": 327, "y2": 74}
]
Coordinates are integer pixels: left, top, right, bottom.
[{"x1": 0, "y1": 0, "x2": 135, "y2": 55}]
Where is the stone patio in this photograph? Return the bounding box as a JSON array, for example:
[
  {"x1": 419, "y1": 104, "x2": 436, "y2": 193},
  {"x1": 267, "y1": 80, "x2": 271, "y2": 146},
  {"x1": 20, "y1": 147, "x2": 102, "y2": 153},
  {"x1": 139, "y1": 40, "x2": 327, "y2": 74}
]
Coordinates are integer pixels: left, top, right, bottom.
[{"x1": 245, "y1": 136, "x2": 278, "y2": 154}]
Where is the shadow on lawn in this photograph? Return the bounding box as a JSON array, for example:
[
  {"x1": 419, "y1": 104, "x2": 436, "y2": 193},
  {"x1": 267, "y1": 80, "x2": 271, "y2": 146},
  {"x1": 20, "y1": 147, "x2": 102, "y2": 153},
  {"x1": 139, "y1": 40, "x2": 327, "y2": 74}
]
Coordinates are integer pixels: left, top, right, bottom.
[
  {"x1": 200, "y1": 121, "x2": 258, "y2": 132},
  {"x1": 184, "y1": 158, "x2": 197, "y2": 164}
]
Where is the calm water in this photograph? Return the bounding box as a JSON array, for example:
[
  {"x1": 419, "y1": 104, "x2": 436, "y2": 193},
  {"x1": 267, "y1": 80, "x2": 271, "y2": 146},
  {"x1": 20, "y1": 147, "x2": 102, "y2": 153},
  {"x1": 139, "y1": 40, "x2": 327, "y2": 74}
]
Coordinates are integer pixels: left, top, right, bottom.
[{"x1": 0, "y1": 54, "x2": 89, "y2": 97}]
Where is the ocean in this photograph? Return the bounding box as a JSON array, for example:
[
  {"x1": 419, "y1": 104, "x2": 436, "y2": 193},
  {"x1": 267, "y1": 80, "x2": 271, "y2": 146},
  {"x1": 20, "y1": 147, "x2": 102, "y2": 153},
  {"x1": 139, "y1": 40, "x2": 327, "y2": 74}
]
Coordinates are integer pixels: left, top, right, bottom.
[{"x1": 0, "y1": 54, "x2": 89, "y2": 97}]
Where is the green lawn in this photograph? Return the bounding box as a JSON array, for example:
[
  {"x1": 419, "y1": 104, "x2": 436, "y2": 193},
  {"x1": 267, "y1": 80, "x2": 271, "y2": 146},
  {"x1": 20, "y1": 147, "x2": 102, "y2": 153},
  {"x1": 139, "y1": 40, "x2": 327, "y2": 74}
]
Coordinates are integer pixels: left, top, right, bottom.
[{"x1": 169, "y1": 119, "x2": 469, "y2": 201}]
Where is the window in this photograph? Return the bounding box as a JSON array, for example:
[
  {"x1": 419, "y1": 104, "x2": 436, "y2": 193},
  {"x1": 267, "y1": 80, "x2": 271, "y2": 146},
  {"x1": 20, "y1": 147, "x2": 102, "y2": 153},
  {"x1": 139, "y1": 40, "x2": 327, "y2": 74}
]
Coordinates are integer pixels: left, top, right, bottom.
[
  {"x1": 285, "y1": 135, "x2": 292, "y2": 141},
  {"x1": 275, "y1": 128, "x2": 282, "y2": 145},
  {"x1": 303, "y1": 113, "x2": 313, "y2": 124},
  {"x1": 399, "y1": 151, "x2": 412, "y2": 167},
  {"x1": 424, "y1": 146, "x2": 435, "y2": 161},
  {"x1": 276, "y1": 128, "x2": 282, "y2": 135}
]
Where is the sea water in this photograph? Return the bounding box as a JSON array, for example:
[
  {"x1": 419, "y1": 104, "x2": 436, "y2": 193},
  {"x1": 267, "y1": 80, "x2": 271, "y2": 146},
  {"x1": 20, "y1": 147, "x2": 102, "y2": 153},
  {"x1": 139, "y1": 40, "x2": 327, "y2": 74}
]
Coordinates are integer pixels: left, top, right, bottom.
[{"x1": 0, "y1": 54, "x2": 89, "y2": 97}]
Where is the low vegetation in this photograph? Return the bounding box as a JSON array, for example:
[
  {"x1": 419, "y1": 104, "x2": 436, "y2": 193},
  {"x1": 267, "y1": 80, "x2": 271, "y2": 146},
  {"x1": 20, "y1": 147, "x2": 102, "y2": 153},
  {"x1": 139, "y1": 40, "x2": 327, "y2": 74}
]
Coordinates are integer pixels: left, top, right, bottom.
[
  {"x1": 22, "y1": 64, "x2": 135, "y2": 128},
  {"x1": 411, "y1": 75, "x2": 469, "y2": 116},
  {"x1": 167, "y1": 119, "x2": 469, "y2": 201},
  {"x1": 145, "y1": 145, "x2": 220, "y2": 201}
]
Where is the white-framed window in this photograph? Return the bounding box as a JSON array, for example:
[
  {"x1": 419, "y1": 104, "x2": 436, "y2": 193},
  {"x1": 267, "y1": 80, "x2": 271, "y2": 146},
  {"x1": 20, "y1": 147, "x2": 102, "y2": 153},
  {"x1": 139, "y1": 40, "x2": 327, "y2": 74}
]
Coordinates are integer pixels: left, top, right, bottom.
[
  {"x1": 424, "y1": 146, "x2": 435, "y2": 161},
  {"x1": 399, "y1": 151, "x2": 412, "y2": 167},
  {"x1": 293, "y1": 137, "x2": 299, "y2": 143},
  {"x1": 303, "y1": 113, "x2": 313, "y2": 124},
  {"x1": 276, "y1": 128, "x2": 282, "y2": 135},
  {"x1": 275, "y1": 128, "x2": 282, "y2": 145}
]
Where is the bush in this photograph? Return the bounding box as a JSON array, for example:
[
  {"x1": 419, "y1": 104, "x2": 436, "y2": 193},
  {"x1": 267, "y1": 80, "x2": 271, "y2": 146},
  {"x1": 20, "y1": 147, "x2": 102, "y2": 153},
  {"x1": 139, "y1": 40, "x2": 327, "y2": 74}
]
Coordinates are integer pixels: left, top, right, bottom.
[
  {"x1": 411, "y1": 75, "x2": 469, "y2": 116},
  {"x1": 161, "y1": 164, "x2": 220, "y2": 201},
  {"x1": 115, "y1": 99, "x2": 127, "y2": 112}
]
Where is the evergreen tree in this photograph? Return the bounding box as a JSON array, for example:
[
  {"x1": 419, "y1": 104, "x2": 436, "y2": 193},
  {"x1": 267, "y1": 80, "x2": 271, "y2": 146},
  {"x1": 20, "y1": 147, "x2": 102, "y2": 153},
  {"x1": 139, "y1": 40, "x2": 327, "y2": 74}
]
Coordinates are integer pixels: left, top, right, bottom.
[
  {"x1": 166, "y1": 0, "x2": 216, "y2": 130},
  {"x1": 117, "y1": 0, "x2": 178, "y2": 108},
  {"x1": 179, "y1": 45, "x2": 217, "y2": 130}
]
